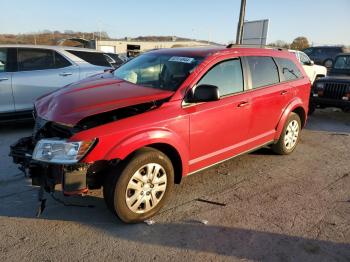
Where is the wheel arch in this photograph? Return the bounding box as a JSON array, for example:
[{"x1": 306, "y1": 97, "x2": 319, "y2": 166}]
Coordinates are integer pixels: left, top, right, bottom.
[
  {"x1": 275, "y1": 99, "x2": 307, "y2": 141},
  {"x1": 103, "y1": 130, "x2": 189, "y2": 183},
  {"x1": 292, "y1": 106, "x2": 307, "y2": 128},
  {"x1": 145, "y1": 143, "x2": 183, "y2": 184}
]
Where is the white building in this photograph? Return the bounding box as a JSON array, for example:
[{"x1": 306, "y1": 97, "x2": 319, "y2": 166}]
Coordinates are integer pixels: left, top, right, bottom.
[{"x1": 91, "y1": 38, "x2": 214, "y2": 56}]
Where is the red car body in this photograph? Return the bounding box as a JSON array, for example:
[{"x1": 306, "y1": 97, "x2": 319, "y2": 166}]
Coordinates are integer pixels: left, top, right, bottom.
[
  {"x1": 10, "y1": 46, "x2": 310, "y2": 222},
  {"x1": 36, "y1": 47, "x2": 310, "y2": 177}
]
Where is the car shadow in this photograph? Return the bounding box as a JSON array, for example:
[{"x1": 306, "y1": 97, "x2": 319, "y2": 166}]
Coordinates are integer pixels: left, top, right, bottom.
[{"x1": 0, "y1": 190, "x2": 349, "y2": 260}]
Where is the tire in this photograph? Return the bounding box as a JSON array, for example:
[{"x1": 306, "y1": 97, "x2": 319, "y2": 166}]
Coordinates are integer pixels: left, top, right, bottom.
[
  {"x1": 104, "y1": 147, "x2": 174, "y2": 223},
  {"x1": 272, "y1": 113, "x2": 301, "y2": 155},
  {"x1": 324, "y1": 59, "x2": 333, "y2": 68}
]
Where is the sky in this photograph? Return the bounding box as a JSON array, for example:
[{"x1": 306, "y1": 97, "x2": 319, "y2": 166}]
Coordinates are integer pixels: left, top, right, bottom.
[{"x1": 1, "y1": 0, "x2": 349, "y2": 45}]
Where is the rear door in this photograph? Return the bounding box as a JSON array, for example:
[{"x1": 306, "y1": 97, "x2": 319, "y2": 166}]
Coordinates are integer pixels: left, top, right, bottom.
[
  {"x1": 186, "y1": 58, "x2": 251, "y2": 172},
  {"x1": 244, "y1": 56, "x2": 293, "y2": 140},
  {"x1": 0, "y1": 48, "x2": 15, "y2": 114},
  {"x1": 65, "y1": 50, "x2": 112, "y2": 79},
  {"x1": 12, "y1": 48, "x2": 79, "y2": 112}
]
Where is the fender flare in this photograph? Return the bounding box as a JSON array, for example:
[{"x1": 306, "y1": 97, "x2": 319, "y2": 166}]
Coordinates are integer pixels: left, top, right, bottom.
[
  {"x1": 274, "y1": 98, "x2": 306, "y2": 141},
  {"x1": 104, "y1": 129, "x2": 189, "y2": 176}
]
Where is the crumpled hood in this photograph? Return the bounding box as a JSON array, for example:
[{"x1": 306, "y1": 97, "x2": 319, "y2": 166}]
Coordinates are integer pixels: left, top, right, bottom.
[{"x1": 35, "y1": 74, "x2": 174, "y2": 126}]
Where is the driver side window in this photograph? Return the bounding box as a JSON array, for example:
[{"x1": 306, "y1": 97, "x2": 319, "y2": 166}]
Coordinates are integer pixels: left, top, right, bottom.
[{"x1": 198, "y1": 59, "x2": 244, "y2": 97}]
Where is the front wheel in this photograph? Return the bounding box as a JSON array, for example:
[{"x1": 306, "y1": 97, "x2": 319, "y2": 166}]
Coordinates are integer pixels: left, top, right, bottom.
[
  {"x1": 272, "y1": 112, "x2": 301, "y2": 155},
  {"x1": 104, "y1": 147, "x2": 174, "y2": 223}
]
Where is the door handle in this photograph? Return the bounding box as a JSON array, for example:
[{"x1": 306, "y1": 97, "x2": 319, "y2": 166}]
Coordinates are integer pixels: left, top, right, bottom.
[
  {"x1": 59, "y1": 72, "x2": 73, "y2": 77},
  {"x1": 237, "y1": 101, "x2": 249, "y2": 107},
  {"x1": 0, "y1": 77, "x2": 9, "y2": 81},
  {"x1": 281, "y1": 90, "x2": 288, "y2": 95}
]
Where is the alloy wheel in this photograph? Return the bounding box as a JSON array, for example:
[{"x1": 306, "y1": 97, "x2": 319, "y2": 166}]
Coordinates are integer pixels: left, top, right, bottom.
[
  {"x1": 125, "y1": 163, "x2": 167, "y2": 214},
  {"x1": 284, "y1": 120, "x2": 299, "y2": 150}
]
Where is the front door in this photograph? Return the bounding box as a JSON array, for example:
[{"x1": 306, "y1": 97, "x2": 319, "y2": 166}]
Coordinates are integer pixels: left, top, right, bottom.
[{"x1": 185, "y1": 58, "x2": 251, "y2": 172}]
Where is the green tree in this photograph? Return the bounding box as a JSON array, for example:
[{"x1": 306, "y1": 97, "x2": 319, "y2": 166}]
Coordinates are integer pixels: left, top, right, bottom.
[{"x1": 290, "y1": 37, "x2": 310, "y2": 50}]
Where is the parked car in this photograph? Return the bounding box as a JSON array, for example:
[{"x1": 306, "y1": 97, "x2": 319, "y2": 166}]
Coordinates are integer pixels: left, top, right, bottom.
[
  {"x1": 103, "y1": 53, "x2": 126, "y2": 68},
  {"x1": 10, "y1": 47, "x2": 310, "y2": 223},
  {"x1": 0, "y1": 45, "x2": 113, "y2": 121},
  {"x1": 289, "y1": 50, "x2": 327, "y2": 84},
  {"x1": 303, "y1": 46, "x2": 349, "y2": 68},
  {"x1": 310, "y1": 53, "x2": 350, "y2": 113}
]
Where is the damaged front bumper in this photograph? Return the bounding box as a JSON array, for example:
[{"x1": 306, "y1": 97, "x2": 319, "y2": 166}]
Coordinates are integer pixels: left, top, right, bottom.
[{"x1": 9, "y1": 136, "x2": 90, "y2": 195}]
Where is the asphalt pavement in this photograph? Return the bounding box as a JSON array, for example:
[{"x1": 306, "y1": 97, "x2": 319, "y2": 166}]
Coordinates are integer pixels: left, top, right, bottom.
[{"x1": 0, "y1": 108, "x2": 349, "y2": 261}]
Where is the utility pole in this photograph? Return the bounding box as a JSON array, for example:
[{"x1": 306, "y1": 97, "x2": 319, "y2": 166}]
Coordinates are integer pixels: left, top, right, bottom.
[{"x1": 235, "y1": 0, "x2": 246, "y2": 45}]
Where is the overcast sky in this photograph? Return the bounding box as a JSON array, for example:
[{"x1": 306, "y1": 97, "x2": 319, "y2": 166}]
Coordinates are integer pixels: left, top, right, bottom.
[{"x1": 1, "y1": 0, "x2": 349, "y2": 45}]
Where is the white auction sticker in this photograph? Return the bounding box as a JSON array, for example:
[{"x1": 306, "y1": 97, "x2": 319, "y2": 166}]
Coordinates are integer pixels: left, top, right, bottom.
[{"x1": 168, "y1": 56, "x2": 195, "y2": 63}]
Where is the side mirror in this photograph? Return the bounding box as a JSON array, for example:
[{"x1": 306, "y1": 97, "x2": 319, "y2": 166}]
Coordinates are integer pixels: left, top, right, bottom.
[
  {"x1": 309, "y1": 60, "x2": 315, "y2": 65},
  {"x1": 187, "y1": 84, "x2": 220, "y2": 103}
]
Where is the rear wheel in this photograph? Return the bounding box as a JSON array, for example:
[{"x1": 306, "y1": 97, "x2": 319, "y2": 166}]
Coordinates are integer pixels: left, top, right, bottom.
[
  {"x1": 272, "y1": 113, "x2": 301, "y2": 155},
  {"x1": 103, "y1": 147, "x2": 174, "y2": 223}
]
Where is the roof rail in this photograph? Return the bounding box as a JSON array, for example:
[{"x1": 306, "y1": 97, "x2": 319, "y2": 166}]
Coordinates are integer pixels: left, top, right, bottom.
[{"x1": 226, "y1": 43, "x2": 286, "y2": 51}]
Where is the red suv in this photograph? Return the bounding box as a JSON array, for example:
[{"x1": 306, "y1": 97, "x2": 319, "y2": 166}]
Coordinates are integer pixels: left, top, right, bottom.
[{"x1": 10, "y1": 46, "x2": 310, "y2": 223}]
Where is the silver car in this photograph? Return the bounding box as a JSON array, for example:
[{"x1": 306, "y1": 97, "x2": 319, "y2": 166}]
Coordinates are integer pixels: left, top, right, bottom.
[{"x1": 0, "y1": 45, "x2": 113, "y2": 121}]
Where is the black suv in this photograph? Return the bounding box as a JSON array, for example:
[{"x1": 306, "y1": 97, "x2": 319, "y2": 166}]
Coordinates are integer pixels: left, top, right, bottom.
[
  {"x1": 310, "y1": 53, "x2": 350, "y2": 113},
  {"x1": 303, "y1": 46, "x2": 349, "y2": 68}
]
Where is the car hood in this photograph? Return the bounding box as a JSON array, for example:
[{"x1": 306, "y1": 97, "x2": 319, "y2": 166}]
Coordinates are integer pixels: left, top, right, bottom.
[
  {"x1": 35, "y1": 74, "x2": 174, "y2": 126},
  {"x1": 313, "y1": 64, "x2": 327, "y2": 74}
]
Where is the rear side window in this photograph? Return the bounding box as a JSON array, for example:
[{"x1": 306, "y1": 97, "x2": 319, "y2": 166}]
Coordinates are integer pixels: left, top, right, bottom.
[
  {"x1": 18, "y1": 49, "x2": 71, "y2": 71},
  {"x1": 275, "y1": 57, "x2": 302, "y2": 81},
  {"x1": 198, "y1": 59, "x2": 244, "y2": 97},
  {"x1": 0, "y1": 48, "x2": 7, "y2": 73},
  {"x1": 67, "y1": 50, "x2": 111, "y2": 67},
  {"x1": 246, "y1": 56, "x2": 279, "y2": 89},
  {"x1": 55, "y1": 52, "x2": 71, "y2": 68}
]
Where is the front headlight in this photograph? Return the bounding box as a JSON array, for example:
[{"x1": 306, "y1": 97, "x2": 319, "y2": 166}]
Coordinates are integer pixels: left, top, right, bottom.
[{"x1": 32, "y1": 139, "x2": 95, "y2": 164}]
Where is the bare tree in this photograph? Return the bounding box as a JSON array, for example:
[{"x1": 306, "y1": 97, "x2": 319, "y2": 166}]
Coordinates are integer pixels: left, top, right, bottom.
[{"x1": 290, "y1": 37, "x2": 310, "y2": 50}]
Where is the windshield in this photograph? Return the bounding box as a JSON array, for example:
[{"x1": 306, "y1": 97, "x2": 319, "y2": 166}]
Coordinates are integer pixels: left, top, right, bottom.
[
  {"x1": 334, "y1": 56, "x2": 350, "y2": 69},
  {"x1": 114, "y1": 53, "x2": 203, "y2": 91}
]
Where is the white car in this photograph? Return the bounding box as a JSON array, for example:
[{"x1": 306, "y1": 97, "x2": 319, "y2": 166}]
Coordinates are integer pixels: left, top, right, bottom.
[
  {"x1": 289, "y1": 50, "x2": 327, "y2": 84},
  {"x1": 0, "y1": 45, "x2": 113, "y2": 121}
]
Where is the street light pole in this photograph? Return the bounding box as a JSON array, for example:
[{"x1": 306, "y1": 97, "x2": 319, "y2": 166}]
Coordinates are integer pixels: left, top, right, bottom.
[{"x1": 235, "y1": 0, "x2": 246, "y2": 45}]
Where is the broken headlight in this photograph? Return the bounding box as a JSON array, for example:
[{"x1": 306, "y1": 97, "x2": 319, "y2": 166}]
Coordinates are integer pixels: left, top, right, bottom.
[{"x1": 32, "y1": 139, "x2": 95, "y2": 164}]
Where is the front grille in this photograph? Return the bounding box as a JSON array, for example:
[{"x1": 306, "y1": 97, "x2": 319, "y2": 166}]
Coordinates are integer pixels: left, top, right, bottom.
[{"x1": 323, "y1": 82, "x2": 349, "y2": 99}]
